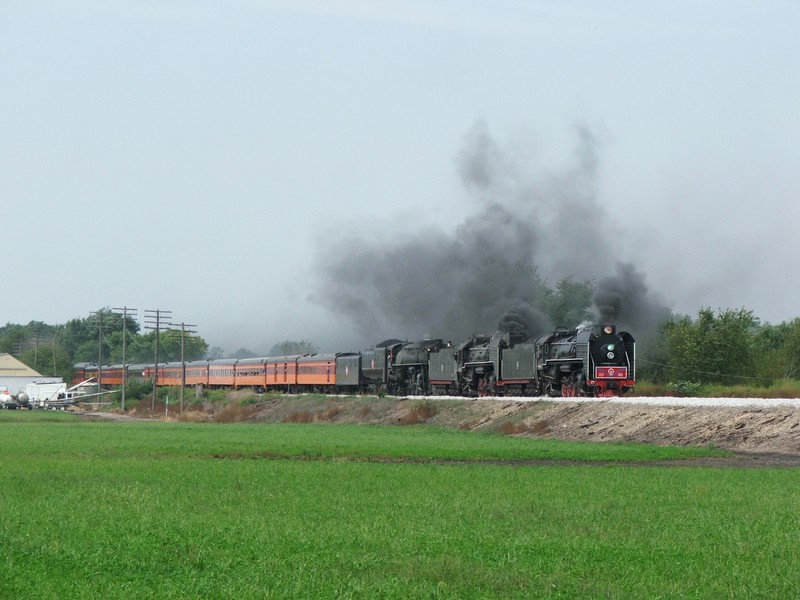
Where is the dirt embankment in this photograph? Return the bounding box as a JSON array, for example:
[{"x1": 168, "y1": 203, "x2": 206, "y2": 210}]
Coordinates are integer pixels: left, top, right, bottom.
[{"x1": 83, "y1": 394, "x2": 800, "y2": 465}]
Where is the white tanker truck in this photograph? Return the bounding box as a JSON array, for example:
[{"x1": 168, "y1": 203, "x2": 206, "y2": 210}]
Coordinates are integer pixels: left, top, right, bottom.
[{"x1": 0, "y1": 386, "x2": 18, "y2": 408}]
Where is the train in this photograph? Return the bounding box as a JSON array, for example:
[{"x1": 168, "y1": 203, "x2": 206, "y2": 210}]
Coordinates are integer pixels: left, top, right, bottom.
[{"x1": 72, "y1": 323, "x2": 635, "y2": 398}]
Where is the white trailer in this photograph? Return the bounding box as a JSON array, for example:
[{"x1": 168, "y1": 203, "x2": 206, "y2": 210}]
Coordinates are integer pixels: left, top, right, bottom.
[{"x1": 23, "y1": 381, "x2": 78, "y2": 410}]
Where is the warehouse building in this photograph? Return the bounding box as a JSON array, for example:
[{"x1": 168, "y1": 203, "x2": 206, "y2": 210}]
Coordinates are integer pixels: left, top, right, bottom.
[{"x1": 0, "y1": 353, "x2": 61, "y2": 395}]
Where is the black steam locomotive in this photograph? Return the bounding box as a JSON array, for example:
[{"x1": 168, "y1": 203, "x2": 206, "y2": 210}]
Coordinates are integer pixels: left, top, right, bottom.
[
  {"x1": 533, "y1": 324, "x2": 635, "y2": 397},
  {"x1": 373, "y1": 323, "x2": 635, "y2": 397}
]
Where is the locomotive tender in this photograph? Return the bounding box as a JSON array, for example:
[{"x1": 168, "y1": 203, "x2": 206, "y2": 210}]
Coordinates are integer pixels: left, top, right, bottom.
[{"x1": 73, "y1": 323, "x2": 635, "y2": 398}]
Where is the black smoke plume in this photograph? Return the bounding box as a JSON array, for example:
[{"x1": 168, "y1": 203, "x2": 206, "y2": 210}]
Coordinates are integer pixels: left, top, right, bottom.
[
  {"x1": 497, "y1": 304, "x2": 549, "y2": 339},
  {"x1": 313, "y1": 121, "x2": 671, "y2": 345},
  {"x1": 593, "y1": 262, "x2": 671, "y2": 336}
]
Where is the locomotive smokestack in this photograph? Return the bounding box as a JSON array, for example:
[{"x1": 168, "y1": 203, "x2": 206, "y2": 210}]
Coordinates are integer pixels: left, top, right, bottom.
[
  {"x1": 497, "y1": 304, "x2": 548, "y2": 339},
  {"x1": 593, "y1": 286, "x2": 623, "y2": 323}
]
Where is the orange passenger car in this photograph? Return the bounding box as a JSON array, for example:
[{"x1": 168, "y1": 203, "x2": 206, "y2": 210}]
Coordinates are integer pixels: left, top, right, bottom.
[
  {"x1": 296, "y1": 354, "x2": 338, "y2": 389},
  {"x1": 72, "y1": 363, "x2": 95, "y2": 385},
  {"x1": 234, "y1": 358, "x2": 267, "y2": 390},
  {"x1": 102, "y1": 365, "x2": 126, "y2": 387},
  {"x1": 265, "y1": 356, "x2": 299, "y2": 390},
  {"x1": 184, "y1": 360, "x2": 210, "y2": 388},
  {"x1": 208, "y1": 359, "x2": 237, "y2": 388},
  {"x1": 157, "y1": 362, "x2": 184, "y2": 387}
]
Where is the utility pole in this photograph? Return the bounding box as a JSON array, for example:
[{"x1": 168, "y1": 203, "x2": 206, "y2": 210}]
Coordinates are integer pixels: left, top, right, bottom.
[
  {"x1": 113, "y1": 307, "x2": 137, "y2": 412},
  {"x1": 169, "y1": 321, "x2": 196, "y2": 415},
  {"x1": 144, "y1": 309, "x2": 171, "y2": 411},
  {"x1": 89, "y1": 310, "x2": 109, "y2": 389}
]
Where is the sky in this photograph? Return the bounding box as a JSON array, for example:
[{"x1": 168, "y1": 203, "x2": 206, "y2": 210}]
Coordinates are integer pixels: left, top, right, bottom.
[{"x1": 2, "y1": 1, "x2": 799, "y2": 355}]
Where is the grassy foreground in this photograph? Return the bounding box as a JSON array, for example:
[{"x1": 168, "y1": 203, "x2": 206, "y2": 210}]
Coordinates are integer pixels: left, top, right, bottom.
[{"x1": 1, "y1": 413, "x2": 799, "y2": 599}]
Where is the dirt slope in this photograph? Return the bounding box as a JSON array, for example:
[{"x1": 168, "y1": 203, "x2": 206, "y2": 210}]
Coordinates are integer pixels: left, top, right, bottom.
[
  {"x1": 500, "y1": 401, "x2": 800, "y2": 455},
  {"x1": 90, "y1": 395, "x2": 800, "y2": 464},
  {"x1": 216, "y1": 396, "x2": 800, "y2": 455}
]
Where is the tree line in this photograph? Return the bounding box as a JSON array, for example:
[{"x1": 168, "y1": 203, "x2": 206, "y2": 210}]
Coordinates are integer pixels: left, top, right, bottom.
[
  {"x1": 642, "y1": 308, "x2": 800, "y2": 386},
  {"x1": 2, "y1": 302, "x2": 799, "y2": 389},
  {"x1": 0, "y1": 309, "x2": 323, "y2": 385},
  {"x1": 0, "y1": 309, "x2": 209, "y2": 384}
]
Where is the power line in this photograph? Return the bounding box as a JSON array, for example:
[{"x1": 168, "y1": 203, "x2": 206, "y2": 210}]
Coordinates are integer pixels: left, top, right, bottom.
[
  {"x1": 88, "y1": 310, "x2": 111, "y2": 387},
  {"x1": 637, "y1": 358, "x2": 775, "y2": 383},
  {"x1": 113, "y1": 307, "x2": 137, "y2": 411},
  {"x1": 168, "y1": 321, "x2": 197, "y2": 415},
  {"x1": 144, "y1": 309, "x2": 171, "y2": 411}
]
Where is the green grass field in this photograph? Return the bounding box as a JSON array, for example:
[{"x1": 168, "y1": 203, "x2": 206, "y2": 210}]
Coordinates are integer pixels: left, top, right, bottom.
[{"x1": 1, "y1": 412, "x2": 799, "y2": 599}]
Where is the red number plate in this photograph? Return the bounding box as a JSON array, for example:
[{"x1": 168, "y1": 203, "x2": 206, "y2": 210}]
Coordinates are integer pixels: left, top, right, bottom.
[{"x1": 595, "y1": 366, "x2": 628, "y2": 379}]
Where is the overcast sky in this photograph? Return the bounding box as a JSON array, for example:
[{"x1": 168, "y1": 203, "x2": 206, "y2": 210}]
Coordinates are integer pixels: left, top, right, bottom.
[{"x1": 2, "y1": 1, "x2": 798, "y2": 354}]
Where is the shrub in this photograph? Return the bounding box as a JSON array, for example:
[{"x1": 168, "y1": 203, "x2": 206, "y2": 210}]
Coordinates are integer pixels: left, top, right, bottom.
[
  {"x1": 284, "y1": 411, "x2": 314, "y2": 424},
  {"x1": 629, "y1": 380, "x2": 666, "y2": 397},
  {"x1": 398, "y1": 401, "x2": 436, "y2": 425},
  {"x1": 497, "y1": 419, "x2": 549, "y2": 435},
  {"x1": 238, "y1": 394, "x2": 260, "y2": 406},
  {"x1": 321, "y1": 406, "x2": 341, "y2": 420},
  {"x1": 667, "y1": 380, "x2": 703, "y2": 397},
  {"x1": 124, "y1": 379, "x2": 153, "y2": 401},
  {"x1": 214, "y1": 402, "x2": 260, "y2": 423},
  {"x1": 499, "y1": 421, "x2": 528, "y2": 435}
]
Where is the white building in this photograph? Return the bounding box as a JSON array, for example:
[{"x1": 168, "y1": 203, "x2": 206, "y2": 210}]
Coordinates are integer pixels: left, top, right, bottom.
[{"x1": 0, "y1": 353, "x2": 61, "y2": 396}]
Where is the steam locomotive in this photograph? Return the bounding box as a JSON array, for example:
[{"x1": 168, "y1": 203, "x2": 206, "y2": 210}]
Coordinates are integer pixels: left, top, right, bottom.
[
  {"x1": 73, "y1": 323, "x2": 635, "y2": 398},
  {"x1": 427, "y1": 323, "x2": 635, "y2": 397}
]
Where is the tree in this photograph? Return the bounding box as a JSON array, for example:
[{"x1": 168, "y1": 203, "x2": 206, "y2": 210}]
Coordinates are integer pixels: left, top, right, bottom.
[
  {"x1": 541, "y1": 276, "x2": 594, "y2": 328},
  {"x1": 663, "y1": 307, "x2": 759, "y2": 384},
  {"x1": 635, "y1": 320, "x2": 672, "y2": 383},
  {"x1": 753, "y1": 318, "x2": 800, "y2": 381},
  {"x1": 157, "y1": 329, "x2": 209, "y2": 363},
  {"x1": 206, "y1": 346, "x2": 225, "y2": 360},
  {"x1": 61, "y1": 317, "x2": 96, "y2": 360},
  {"x1": 0, "y1": 314, "x2": 213, "y2": 380},
  {"x1": 0, "y1": 323, "x2": 27, "y2": 355},
  {"x1": 661, "y1": 314, "x2": 695, "y2": 381},
  {"x1": 777, "y1": 318, "x2": 800, "y2": 380},
  {"x1": 268, "y1": 340, "x2": 319, "y2": 356}
]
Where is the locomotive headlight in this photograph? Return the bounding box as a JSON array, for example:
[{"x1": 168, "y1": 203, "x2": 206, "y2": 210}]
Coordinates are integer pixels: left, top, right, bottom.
[
  {"x1": 607, "y1": 351, "x2": 615, "y2": 359},
  {"x1": 607, "y1": 344, "x2": 615, "y2": 351}
]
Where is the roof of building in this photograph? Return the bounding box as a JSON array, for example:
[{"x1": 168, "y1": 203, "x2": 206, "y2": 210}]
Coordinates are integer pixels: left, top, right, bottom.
[{"x1": 0, "y1": 353, "x2": 43, "y2": 377}]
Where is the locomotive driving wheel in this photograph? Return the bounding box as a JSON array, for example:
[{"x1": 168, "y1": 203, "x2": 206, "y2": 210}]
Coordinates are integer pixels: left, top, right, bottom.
[
  {"x1": 560, "y1": 373, "x2": 584, "y2": 397},
  {"x1": 543, "y1": 381, "x2": 559, "y2": 397}
]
